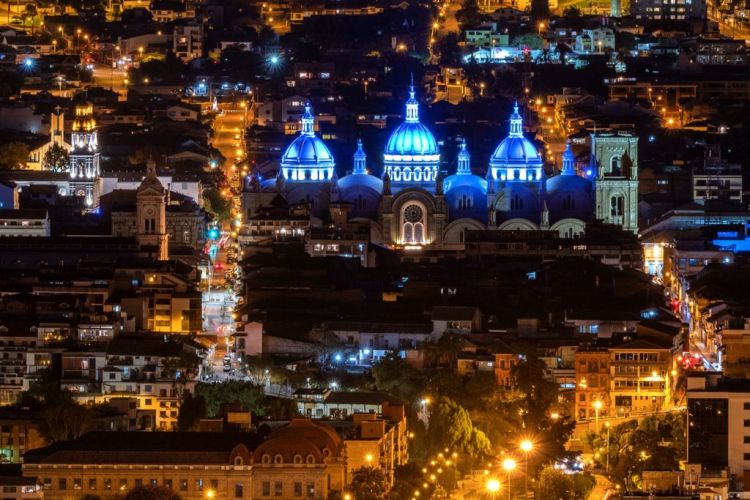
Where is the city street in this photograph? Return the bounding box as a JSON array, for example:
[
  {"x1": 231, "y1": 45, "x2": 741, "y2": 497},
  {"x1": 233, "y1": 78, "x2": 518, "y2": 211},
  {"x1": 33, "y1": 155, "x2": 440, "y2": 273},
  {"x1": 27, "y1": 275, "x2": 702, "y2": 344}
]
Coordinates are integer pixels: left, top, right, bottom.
[{"x1": 90, "y1": 62, "x2": 128, "y2": 98}]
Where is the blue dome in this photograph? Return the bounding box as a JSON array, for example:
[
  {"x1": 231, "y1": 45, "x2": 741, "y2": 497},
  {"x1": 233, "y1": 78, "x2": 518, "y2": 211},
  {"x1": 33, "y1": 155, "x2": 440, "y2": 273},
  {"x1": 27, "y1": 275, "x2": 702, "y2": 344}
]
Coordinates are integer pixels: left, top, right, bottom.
[
  {"x1": 383, "y1": 83, "x2": 440, "y2": 187},
  {"x1": 280, "y1": 103, "x2": 335, "y2": 182},
  {"x1": 489, "y1": 103, "x2": 543, "y2": 183},
  {"x1": 490, "y1": 137, "x2": 541, "y2": 166},
  {"x1": 282, "y1": 135, "x2": 335, "y2": 166},
  {"x1": 385, "y1": 121, "x2": 439, "y2": 156}
]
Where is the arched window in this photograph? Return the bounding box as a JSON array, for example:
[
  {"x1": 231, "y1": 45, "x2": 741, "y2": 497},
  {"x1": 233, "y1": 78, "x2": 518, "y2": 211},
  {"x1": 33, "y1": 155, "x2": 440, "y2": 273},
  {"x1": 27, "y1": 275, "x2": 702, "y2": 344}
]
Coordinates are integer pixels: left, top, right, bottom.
[
  {"x1": 510, "y1": 195, "x2": 524, "y2": 211},
  {"x1": 611, "y1": 156, "x2": 621, "y2": 175},
  {"x1": 403, "y1": 167, "x2": 412, "y2": 182},
  {"x1": 234, "y1": 456, "x2": 244, "y2": 466},
  {"x1": 294, "y1": 454, "x2": 303, "y2": 465},
  {"x1": 307, "y1": 454, "x2": 317, "y2": 464},
  {"x1": 261, "y1": 454, "x2": 271, "y2": 465},
  {"x1": 413, "y1": 168, "x2": 422, "y2": 182},
  {"x1": 402, "y1": 204, "x2": 425, "y2": 244},
  {"x1": 563, "y1": 195, "x2": 576, "y2": 211},
  {"x1": 273, "y1": 454, "x2": 283, "y2": 464},
  {"x1": 458, "y1": 195, "x2": 472, "y2": 210},
  {"x1": 610, "y1": 195, "x2": 624, "y2": 217}
]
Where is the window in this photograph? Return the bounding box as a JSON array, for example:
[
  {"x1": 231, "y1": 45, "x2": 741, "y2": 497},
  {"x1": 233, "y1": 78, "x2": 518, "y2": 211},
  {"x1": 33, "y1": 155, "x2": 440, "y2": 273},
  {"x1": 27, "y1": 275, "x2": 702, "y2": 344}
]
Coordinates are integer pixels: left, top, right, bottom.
[
  {"x1": 274, "y1": 481, "x2": 282, "y2": 496},
  {"x1": 42, "y1": 479, "x2": 51, "y2": 490},
  {"x1": 744, "y1": 453, "x2": 750, "y2": 461},
  {"x1": 510, "y1": 195, "x2": 524, "y2": 210},
  {"x1": 164, "y1": 480, "x2": 173, "y2": 490},
  {"x1": 563, "y1": 195, "x2": 576, "y2": 210},
  {"x1": 235, "y1": 483, "x2": 243, "y2": 498},
  {"x1": 744, "y1": 419, "x2": 750, "y2": 427},
  {"x1": 307, "y1": 482, "x2": 315, "y2": 497},
  {"x1": 294, "y1": 482, "x2": 302, "y2": 497},
  {"x1": 74, "y1": 479, "x2": 82, "y2": 490},
  {"x1": 210, "y1": 480, "x2": 218, "y2": 490},
  {"x1": 180, "y1": 480, "x2": 188, "y2": 492},
  {"x1": 118, "y1": 479, "x2": 126, "y2": 491},
  {"x1": 196, "y1": 479, "x2": 204, "y2": 491},
  {"x1": 610, "y1": 196, "x2": 624, "y2": 217},
  {"x1": 88, "y1": 479, "x2": 97, "y2": 490},
  {"x1": 59, "y1": 479, "x2": 67, "y2": 490},
  {"x1": 150, "y1": 479, "x2": 158, "y2": 487},
  {"x1": 744, "y1": 436, "x2": 750, "y2": 443},
  {"x1": 262, "y1": 482, "x2": 271, "y2": 496},
  {"x1": 135, "y1": 480, "x2": 143, "y2": 488},
  {"x1": 744, "y1": 402, "x2": 750, "y2": 410}
]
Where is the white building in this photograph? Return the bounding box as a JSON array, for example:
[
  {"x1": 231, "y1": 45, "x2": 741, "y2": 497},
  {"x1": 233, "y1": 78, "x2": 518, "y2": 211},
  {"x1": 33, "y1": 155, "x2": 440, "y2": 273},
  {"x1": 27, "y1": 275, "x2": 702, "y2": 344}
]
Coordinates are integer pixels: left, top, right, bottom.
[
  {"x1": 574, "y1": 28, "x2": 616, "y2": 54},
  {"x1": 0, "y1": 209, "x2": 50, "y2": 237}
]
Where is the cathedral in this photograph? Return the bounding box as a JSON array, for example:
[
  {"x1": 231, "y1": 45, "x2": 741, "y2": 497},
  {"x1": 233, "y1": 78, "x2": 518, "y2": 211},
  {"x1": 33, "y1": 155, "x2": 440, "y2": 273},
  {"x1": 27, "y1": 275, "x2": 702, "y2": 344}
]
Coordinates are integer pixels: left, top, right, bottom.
[{"x1": 243, "y1": 85, "x2": 639, "y2": 247}]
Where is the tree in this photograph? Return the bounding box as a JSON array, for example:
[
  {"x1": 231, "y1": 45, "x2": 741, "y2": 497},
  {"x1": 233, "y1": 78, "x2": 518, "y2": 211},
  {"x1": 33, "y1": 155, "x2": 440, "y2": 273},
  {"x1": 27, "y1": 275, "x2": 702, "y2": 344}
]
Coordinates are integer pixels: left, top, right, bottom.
[
  {"x1": 535, "y1": 466, "x2": 594, "y2": 499},
  {"x1": 530, "y1": 0, "x2": 550, "y2": 21},
  {"x1": 456, "y1": 0, "x2": 484, "y2": 27},
  {"x1": 244, "y1": 355, "x2": 276, "y2": 386},
  {"x1": 39, "y1": 401, "x2": 94, "y2": 442},
  {"x1": 42, "y1": 144, "x2": 69, "y2": 172},
  {"x1": 203, "y1": 187, "x2": 232, "y2": 223},
  {"x1": 562, "y1": 6, "x2": 582, "y2": 16},
  {"x1": 426, "y1": 397, "x2": 491, "y2": 464},
  {"x1": 195, "y1": 381, "x2": 266, "y2": 417},
  {"x1": 437, "y1": 33, "x2": 462, "y2": 66},
  {"x1": 176, "y1": 392, "x2": 206, "y2": 431},
  {"x1": 371, "y1": 352, "x2": 425, "y2": 403},
  {"x1": 350, "y1": 466, "x2": 388, "y2": 500},
  {"x1": 124, "y1": 486, "x2": 182, "y2": 500},
  {"x1": 0, "y1": 142, "x2": 29, "y2": 169}
]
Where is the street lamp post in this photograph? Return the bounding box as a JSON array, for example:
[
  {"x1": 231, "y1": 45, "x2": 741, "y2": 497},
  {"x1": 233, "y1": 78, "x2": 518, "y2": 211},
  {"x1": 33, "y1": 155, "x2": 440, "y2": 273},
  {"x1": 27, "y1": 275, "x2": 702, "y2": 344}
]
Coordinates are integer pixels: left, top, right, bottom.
[
  {"x1": 605, "y1": 422, "x2": 611, "y2": 473},
  {"x1": 502, "y1": 458, "x2": 516, "y2": 500},
  {"x1": 520, "y1": 440, "x2": 533, "y2": 496},
  {"x1": 593, "y1": 400, "x2": 603, "y2": 432}
]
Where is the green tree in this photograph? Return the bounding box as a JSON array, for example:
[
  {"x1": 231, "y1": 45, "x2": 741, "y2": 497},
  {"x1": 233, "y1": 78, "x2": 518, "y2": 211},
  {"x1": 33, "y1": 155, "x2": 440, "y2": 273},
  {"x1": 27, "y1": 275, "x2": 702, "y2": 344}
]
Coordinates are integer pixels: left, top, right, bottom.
[
  {"x1": 350, "y1": 466, "x2": 387, "y2": 500},
  {"x1": 0, "y1": 142, "x2": 29, "y2": 169},
  {"x1": 39, "y1": 401, "x2": 94, "y2": 442},
  {"x1": 161, "y1": 351, "x2": 201, "y2": 381},
  {"x1": 389, "y1": 463, "x2": 435, "y2": 499},
  {"x1": 244, "y1": 355, "x2": 276, "y2": 386},
  {"x1": 42, "y1": 143, "x2": 69, "y2": 172},
  {"x1": 176, "y1": 392, "x2": 206, "y2": 431},
  {"x1": 372, "y1": 352, "x2": 425, "y2": 403},
  {"x1": 426, "y1": 397, "x2": 491, "y2": 462},
  {"x1": 124, "y1": 486, "x2": 182, "y2": 500},
  {"x1": 203, "y1": 187, "x2": 232, "y2": 223},
  {"x1": 535, "y1": 466, "x2": 594, "y2": 499},
  {"x1": 195, "y1": 381, "x2": 266, "y2": 417},
  {"x1": 562, "y1": 5, "x2": 582, "y2": 16}
]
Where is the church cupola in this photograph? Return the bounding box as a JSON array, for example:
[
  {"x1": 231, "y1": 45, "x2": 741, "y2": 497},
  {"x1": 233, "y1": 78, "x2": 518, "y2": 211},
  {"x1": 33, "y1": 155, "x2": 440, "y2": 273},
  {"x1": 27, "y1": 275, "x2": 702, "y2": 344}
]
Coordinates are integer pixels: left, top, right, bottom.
[
  {"x1": 300, "y1": 102, "x2": 315, "y2": 136},
  {"x1": 405, "y1": 83, "x2": 420, "y2": 122},
  {"x1": 353, "y1": 138, "x2": 367, "y2": 174},
  {"x1": 457, "y1": 139, "x2": 471, "y2": 174},
  {"x1": 561, "y1": 141, "x2": 575, "y2": 175}
]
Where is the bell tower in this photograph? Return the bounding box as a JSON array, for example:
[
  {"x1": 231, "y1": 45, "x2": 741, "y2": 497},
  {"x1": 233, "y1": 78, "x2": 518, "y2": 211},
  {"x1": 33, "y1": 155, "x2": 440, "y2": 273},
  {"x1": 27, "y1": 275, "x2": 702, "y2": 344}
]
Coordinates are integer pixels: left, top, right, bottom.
[
  {"x1": 68, "y1": 103, "x2": 100, "y2": 207},
  {"x1": 591, "y1": 132, "x2": 639, "y2": 233},
  {"x1": 136, "y1": 159, "x2": 168, "y2": 260}
]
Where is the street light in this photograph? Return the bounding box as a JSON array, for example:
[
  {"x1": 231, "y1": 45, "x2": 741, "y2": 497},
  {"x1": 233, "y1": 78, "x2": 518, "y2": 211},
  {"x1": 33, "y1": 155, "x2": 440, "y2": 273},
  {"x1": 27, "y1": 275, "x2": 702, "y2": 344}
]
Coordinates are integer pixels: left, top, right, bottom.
[
  {"x1": 593, "y1": 400, "x2": 603, "y2": 432},
  {"x1": 605, "y1": 422, "x2": 611, "y2": 473},
  {"x1": 520, "y1": 440, "x2": 533, "y2": 495},
  {"x1": 502, "y1": 458, "x2": 516, "y2": 500},
  {"x1": 486, "y1": 478, "x2": 500, "y2": 497}
]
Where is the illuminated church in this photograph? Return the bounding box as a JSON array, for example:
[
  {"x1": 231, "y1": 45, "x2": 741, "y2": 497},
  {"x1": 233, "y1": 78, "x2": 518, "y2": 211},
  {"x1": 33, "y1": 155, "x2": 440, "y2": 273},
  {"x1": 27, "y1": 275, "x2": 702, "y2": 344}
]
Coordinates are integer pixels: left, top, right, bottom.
[{"x1": 243, "y1": 85, "x2": 638, "y2": 247}]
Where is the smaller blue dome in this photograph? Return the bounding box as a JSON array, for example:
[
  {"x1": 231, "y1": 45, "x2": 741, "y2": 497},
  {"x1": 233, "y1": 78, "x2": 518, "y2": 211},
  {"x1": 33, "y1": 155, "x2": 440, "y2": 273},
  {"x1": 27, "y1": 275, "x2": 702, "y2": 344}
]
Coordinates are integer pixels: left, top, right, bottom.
[{"x1": 280, "y1": 103, "x2": 335, "y2": 182}]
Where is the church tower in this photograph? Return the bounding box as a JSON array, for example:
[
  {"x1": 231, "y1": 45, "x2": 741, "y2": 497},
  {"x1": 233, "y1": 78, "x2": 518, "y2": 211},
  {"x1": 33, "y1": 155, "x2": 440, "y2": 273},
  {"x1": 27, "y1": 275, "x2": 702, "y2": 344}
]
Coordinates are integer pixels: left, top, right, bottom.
[
  {"x1": 68, "y1": 103, "x2": 100, "y2": 207},
  {"x1": 591, "y1": 132, "x2": 639, "y2": 233},
  {"x1": 136, "y1": 159, "x2": 168, "y2": 260}
]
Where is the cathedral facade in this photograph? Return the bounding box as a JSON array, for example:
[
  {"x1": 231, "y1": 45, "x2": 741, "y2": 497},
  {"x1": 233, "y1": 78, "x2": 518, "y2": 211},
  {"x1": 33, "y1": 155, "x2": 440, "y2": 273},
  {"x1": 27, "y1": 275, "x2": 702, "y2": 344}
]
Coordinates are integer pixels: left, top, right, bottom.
[{"x1": 243, "y1": 87, "x2": 639, "y2": 248}]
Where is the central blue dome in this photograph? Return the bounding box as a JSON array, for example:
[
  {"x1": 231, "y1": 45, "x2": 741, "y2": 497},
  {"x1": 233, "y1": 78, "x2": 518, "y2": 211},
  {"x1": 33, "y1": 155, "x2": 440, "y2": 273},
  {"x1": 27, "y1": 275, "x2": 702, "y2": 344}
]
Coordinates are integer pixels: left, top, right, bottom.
[
  {"x1": 385, "y1": 122, "x2": 439, "y2": 156},
  {"x1": 280, "y1": 103, "x2": 335, "y2": 182},
  {"x1": 383, "y1": 83, "x2": 440, "y2": 186}
]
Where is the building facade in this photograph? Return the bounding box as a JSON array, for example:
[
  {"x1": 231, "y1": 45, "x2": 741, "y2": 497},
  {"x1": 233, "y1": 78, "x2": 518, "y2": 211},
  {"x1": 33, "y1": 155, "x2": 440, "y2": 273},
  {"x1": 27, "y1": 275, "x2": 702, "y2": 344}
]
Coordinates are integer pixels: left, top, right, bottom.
[{"x1": 242, "y1": 86, "x2": 640, "y2": 248}]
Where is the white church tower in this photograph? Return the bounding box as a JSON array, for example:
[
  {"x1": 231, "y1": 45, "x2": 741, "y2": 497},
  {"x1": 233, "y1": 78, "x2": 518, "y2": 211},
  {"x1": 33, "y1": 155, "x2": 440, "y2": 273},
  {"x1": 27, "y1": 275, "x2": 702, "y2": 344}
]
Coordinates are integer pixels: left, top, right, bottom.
[
  {"x1": 68, "y1": 103, "x2": 100, "y2": 207},
  {"x1": 136, "y1": 159, "x2": 169, "y2": 260},
  {"x1": 591, "y1": 132, "x2": 639, "y2": 233}
]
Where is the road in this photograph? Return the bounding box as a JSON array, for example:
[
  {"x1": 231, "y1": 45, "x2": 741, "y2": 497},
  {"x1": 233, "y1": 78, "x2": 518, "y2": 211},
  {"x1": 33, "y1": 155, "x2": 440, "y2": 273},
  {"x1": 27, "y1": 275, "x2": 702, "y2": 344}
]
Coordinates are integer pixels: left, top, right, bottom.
[
  {"x1": 588, "y1": 474, "x2": 614, "y2": 500},
  {"x1": 212, "y1": 103, "x2": 250, "y2": 190},
  {"x1": 90, "y1": 63, "x2": 129, "y2": 99}
]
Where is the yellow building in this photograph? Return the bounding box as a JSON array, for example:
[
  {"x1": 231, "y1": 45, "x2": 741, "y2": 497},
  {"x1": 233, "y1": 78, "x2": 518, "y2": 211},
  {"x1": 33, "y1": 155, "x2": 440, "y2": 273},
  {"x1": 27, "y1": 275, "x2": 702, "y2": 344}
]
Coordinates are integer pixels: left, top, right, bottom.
[
  {"x1": 609, "y1": 339, "x2": 675, "y2": 416},
  {"x1": 23, "y1": 413, "x2": 408, "y2": 500}
]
